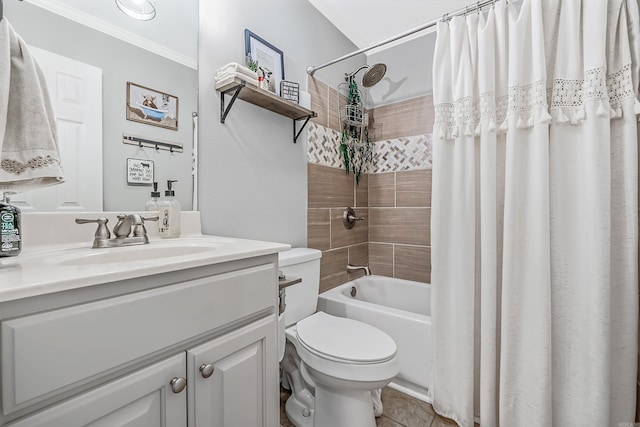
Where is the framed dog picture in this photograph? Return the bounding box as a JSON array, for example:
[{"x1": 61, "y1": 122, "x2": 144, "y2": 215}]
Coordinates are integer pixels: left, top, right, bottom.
[{"x1": 126, "y1": 82, "x2": 178, "y2": 131}]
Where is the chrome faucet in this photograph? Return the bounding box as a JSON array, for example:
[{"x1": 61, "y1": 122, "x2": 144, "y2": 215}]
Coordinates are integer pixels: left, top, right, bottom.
[
  {"x1": 346, "y1": 263, "x2": 371, "y2": 276},
  {"x1": 76, "y1": 214, "x2": 159, "y2": 248},
  {"x1": 113, "y1": 214, "x2": 150, "y2": 239}
]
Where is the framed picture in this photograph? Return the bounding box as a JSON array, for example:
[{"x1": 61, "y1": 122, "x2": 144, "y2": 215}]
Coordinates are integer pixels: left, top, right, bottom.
[
  {"x1": 244, "y1": 29, "x2": 284, "y2": 95},
  {"x1": 126, "y1": 82, "x2": 178, "y2": 131},
  {"x1": 126, "y1": 158, "x2": 154, "y2": 185}
]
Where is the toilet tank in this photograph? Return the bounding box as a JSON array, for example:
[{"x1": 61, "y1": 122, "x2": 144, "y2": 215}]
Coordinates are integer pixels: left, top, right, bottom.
[{"x1": 278, "y1": 248, "x2": 322, "y2": 327}]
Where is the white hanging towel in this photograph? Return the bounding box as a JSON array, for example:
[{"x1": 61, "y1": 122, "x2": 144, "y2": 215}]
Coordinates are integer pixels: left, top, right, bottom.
[{"x1": 0, "y1": 18, "x2": 64, "y2": 193}]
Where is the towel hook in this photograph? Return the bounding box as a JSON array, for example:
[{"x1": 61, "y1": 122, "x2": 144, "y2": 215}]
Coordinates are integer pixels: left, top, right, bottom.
[
  {"x1": 155, "y1": 144, "x2": 159, "y2": 151},
  {"x1": 169, "y1": 146, "x2": 174, "y2": 153}
]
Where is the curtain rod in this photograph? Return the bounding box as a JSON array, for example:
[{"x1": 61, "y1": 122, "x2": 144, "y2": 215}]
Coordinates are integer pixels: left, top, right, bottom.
[{"x1": 306, "y1": 0, "x2": 497, "y2": 76}]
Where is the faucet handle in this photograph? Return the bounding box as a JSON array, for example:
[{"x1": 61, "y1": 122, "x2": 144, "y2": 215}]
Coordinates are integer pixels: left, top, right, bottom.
[
  {"x1": 343, "y1": 207, "x2": 365, "y2": 229},
  {"x1": 132, "y1": 216, "x2": 158, "y2": 238},
  {"x1": 75, "y1": 217, "x2": 111, "y2": 240}
]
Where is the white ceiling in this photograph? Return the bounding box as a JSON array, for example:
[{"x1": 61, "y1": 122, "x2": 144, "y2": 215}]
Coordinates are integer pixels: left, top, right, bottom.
[
  {"x1": 308, "y1": 0, "x2": 473, "y2": 52},
  {"x1": 26, "y1": 0, "x2": 198, "y2": 69},
  {"x1": 25, "y1": 0, "x2": 474, "y2": 70}
]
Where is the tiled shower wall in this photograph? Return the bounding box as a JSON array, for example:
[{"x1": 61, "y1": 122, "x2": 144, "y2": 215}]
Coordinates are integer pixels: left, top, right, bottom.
[
  {"x1": 368, "y1": 170, "x2": 432, "y2": 282},
  {"x1": 308, "y1": 163, "x2": 369, "y2": 292},
  {"x1": 367, "y1": 96, "x2": 434, "y2": 283},
  {"x1": 307, "y1": 77, "x2": 369, "y2": 292},
  {"x1": 307, "y1": 76, "x2": 434, "y2": 291}
]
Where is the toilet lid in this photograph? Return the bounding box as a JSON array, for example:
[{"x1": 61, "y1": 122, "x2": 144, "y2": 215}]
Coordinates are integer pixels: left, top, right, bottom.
[{"x1": 296, "y1": 312, "x2": 397, "y2": 364}]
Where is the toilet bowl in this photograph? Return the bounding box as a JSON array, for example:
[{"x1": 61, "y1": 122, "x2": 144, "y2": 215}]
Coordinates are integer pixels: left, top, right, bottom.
[{"x1": 278, "y1": 248, "x2": 399, "y2": 427}]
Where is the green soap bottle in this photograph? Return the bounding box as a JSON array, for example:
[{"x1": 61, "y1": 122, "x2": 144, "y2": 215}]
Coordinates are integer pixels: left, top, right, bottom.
[{"x1": 0, "y1": 193, "x2": 21, "y2": 257}]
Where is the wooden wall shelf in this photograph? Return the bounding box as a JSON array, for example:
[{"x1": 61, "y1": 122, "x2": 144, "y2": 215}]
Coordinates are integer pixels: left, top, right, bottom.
[{"x1": 216, "y1": 78, "x2": 317, "y2": 143}]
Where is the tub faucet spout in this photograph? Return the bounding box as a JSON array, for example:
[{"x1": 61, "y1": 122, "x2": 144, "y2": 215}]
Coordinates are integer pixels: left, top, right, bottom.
[{"x1": 347, "y1": 263, "x2": 371, "y2": 276}]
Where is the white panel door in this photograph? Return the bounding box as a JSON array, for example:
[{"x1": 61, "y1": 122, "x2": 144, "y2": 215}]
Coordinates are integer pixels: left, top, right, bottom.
[
  {"x1": 10, "y1": 47, "x2": 102, "y2": 212},
  {"x1": 186, "y1": 316, "x2": 278, "y2": 427},
  {"x1": 7, "y1": 353, "x2": 187, "y2": 427}
]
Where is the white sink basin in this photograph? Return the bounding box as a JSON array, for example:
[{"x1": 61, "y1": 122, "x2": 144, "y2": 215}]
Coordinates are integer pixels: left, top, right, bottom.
[
  {"x1": 56, "y1": 246, "x2": 213, "y2": 266},
  {"x1": 47, "y1": 238, "x2": 231, "y2": 267}
]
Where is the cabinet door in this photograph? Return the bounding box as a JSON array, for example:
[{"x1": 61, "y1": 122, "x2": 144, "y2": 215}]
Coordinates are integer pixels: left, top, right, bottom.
[
  {"x1": 7, "y1": 354, "x2": 187, "y2": 427},
  {"x1": 187, "y1": 316, "x2": 278, "y2": 427}
]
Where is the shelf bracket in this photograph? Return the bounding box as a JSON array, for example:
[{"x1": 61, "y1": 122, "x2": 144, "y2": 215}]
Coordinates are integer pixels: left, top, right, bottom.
[
  {"x1": 220, "y1": 81, "x2": 245, "y2": 124},
  {"x1": 293, "y1": 114, "x2": 315, "y2": 144}
]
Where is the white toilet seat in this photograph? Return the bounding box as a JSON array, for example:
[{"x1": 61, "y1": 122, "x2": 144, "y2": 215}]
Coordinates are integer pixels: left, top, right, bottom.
[
  {"x1": 285, "y1": 312, "x2": 399, "y2": 383},
  {"x1": 296, "y1": 312, "x2": 396, "y2": 364}
]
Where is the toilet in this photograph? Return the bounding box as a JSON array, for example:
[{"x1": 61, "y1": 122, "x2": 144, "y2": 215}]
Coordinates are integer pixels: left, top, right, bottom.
[{"x1": 278, "y1": 248, "x2": 399, "y2": 427}]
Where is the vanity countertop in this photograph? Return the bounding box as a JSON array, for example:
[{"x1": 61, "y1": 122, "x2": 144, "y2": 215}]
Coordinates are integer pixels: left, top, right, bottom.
[{"x1": 0, "y1": 211, "x2": 290, "y2": 303}]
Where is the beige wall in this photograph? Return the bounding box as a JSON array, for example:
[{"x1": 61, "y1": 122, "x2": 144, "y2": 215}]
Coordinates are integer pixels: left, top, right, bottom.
[
  {"x1": 369, "y1": 95, "x2": 435, "y2": 141},
  {"x1": 306, "y1": 75, "x2": 433, "y2": 291},
  {"x1": 308, "y1": 77, "x2": 344, "y2": 132}
]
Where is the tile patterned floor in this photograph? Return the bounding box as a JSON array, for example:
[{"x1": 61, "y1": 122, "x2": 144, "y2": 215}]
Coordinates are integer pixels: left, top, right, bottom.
[{"x1": 280, "y1": 386, "x2": 477, "y2": 427}]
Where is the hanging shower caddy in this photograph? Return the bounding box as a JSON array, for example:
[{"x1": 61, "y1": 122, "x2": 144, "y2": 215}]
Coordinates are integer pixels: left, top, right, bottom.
[{"x1": 338, "y1": 78, "x2": 372, "y2": 183}]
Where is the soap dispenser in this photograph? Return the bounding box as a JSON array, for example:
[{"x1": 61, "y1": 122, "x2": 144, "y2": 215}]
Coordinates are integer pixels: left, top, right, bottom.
[
  {"x1": 158, "y1": 180, "x2": 181, "y2": 238},
  {"x1": 145, "y1": 182, "x2": 161, "y2": 211},
  {"x1": 0, "y1": 192, "x2": 21, "y2": 257}
]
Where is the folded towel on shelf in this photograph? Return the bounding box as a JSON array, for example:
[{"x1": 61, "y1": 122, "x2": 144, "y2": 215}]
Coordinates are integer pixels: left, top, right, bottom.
[
  {"x1": 0, "y1": 18, "x2": 64, "y2": 193},
  {"x1": 215, "y1": 62, "x2": 257, "y2": 80},
  {"x1": 214, "y1": 70, "x2": 256, "y2": 82},
  {"x1": 214, "y1": 71, "x2": 258, "y2": 88}
]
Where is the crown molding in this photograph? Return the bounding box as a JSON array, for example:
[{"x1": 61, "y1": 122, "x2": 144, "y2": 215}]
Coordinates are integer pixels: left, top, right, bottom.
[{"x1": 27, "y1": 0, "x2": 197, "y2": 70}]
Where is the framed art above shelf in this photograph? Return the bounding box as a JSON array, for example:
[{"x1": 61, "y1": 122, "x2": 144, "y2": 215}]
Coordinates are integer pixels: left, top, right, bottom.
[{"x1": 215, "y1": 77, "x2": 316, "y2": 144}]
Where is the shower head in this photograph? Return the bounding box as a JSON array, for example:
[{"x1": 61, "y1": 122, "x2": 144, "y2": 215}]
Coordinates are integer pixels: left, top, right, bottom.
[
  {"x1": 345, "y1": 63, "x2": 388, "y2": 87},
  {"x1": 362, "y1": 63, "x2": 387, "y2": 87}
]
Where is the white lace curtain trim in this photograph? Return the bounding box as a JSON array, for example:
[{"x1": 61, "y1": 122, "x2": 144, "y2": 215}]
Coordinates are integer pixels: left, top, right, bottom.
[{"x1": 434, "y1": 64, "x2": 640, "y2": 139}]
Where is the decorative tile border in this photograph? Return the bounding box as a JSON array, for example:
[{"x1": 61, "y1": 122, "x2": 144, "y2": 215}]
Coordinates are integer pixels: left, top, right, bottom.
[
  {"x1": 307, "y1": 122, "x2": 433, "y2": 173},
  {"x1": 307, "y1": 122, "x2": 343, "y2": 169},
  {"x1": 371, "y1": 134, "x2": 433, "y2": 173}
]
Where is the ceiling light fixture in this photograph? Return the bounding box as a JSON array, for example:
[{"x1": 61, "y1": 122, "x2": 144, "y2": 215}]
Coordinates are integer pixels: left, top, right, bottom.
[{"x1": 115, "y1": 0, "x2": 156, "y2": 21}]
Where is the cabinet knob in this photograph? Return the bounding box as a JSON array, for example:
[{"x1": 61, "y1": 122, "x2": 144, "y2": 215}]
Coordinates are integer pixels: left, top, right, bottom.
[
  {"x1": 170, "y1": 377, "x2": 187, "y2": 393},
  {"x1": 200, "y1": 363, "x2": 215, "y2": 378}
]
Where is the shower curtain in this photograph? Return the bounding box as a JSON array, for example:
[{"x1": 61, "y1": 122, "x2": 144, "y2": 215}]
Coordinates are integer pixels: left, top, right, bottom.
[{"x1": 430, "y1": 1, "x2": 640, "y2": 426}]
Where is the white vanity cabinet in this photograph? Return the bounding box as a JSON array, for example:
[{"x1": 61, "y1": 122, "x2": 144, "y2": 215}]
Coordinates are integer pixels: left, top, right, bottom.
[{"x1": 0, "y1": 254, "x2": 281, "y2": 427}]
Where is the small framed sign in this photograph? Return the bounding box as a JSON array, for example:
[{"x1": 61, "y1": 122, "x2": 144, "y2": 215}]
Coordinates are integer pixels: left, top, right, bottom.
[
  {"x1": 280, "y1": 80, "x2": 299, "y2": 104},
  {"x1": 126, "y1": 158, "x2": 154, "y2": 185}
]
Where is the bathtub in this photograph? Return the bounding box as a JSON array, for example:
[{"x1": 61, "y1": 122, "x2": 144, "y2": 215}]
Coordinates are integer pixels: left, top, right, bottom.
[{"x1": 317, "y1": 275, "x2": 432, "y2": 403}]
